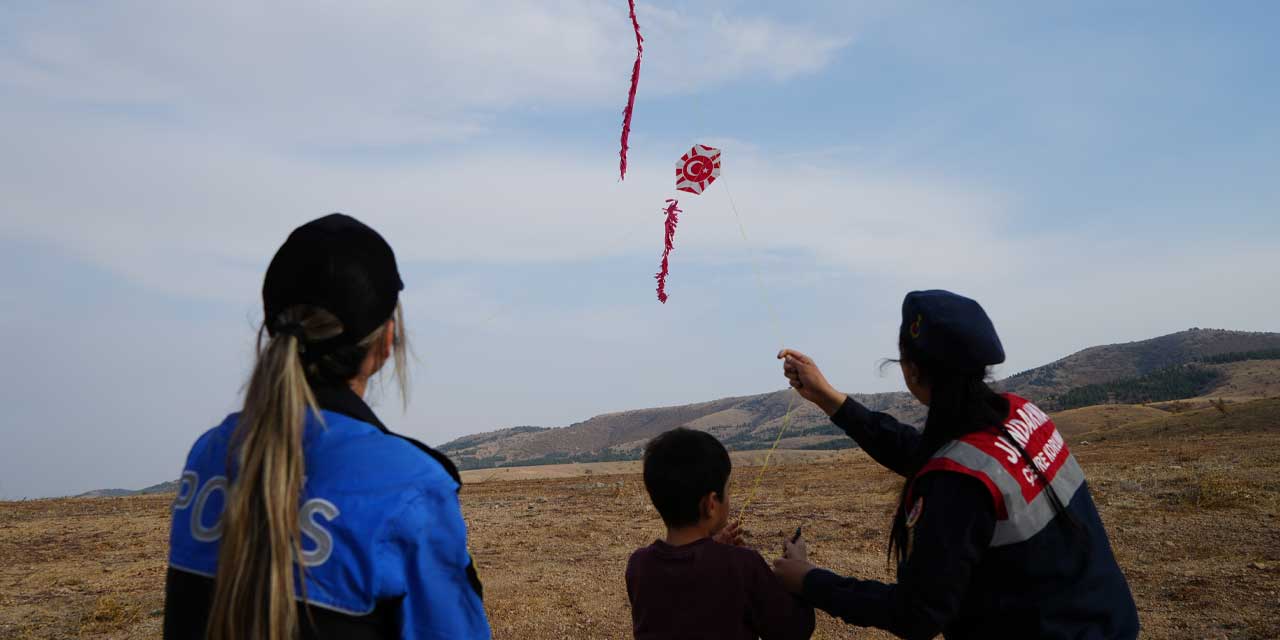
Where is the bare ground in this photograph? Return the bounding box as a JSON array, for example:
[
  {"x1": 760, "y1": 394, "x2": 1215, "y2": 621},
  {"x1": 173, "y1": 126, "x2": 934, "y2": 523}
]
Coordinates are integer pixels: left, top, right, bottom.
[{"x1": 2, "y1": 408, "x2": 1278, "y2": 639}]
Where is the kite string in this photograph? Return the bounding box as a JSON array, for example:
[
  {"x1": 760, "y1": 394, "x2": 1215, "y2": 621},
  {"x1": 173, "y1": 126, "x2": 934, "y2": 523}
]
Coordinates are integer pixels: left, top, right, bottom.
[
  {"x1": 736, "y1": 391, "x2": 798, "y2": 519},
  {"x1": 723, "y1": 182, "x2": 785, "y2": 345},
  {"x1": 720, "y1": 178, "x2": 800, "y2": 525}
]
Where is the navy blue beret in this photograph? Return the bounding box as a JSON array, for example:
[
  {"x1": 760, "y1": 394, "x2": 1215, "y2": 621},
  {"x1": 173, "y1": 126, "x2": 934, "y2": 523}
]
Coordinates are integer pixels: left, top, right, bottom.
[{"x1": 901, "y1": 290, "x2": 1005, "y2": 369}]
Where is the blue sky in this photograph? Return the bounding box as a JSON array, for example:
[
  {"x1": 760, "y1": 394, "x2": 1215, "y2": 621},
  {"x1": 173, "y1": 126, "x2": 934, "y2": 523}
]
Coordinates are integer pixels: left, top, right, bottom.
[{"x1": 2, "y1": 1, "x2": 1277, "y2": 498}]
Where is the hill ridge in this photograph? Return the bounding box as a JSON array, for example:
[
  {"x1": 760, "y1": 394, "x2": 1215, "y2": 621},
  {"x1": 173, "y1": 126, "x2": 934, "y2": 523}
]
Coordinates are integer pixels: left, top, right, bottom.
[
  {"x1": 78, "y1": 327, "x2": 1280, "y2": 492},
  {"x1": 441, "y1": 328, "x2": 1280, "y2": 470}
]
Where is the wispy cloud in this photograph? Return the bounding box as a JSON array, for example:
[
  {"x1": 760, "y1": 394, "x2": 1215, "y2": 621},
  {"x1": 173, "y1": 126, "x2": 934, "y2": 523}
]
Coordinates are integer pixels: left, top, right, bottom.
[
  {"x1": 0, "y1": 2, "x2": 851, "y2": 149},
  {"x1": 0, "y1": 109, "x2": 1011, "y2": 304}
]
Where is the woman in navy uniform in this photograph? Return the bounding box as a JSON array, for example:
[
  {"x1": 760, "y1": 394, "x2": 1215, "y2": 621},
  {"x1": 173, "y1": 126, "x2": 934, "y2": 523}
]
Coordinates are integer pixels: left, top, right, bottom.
[
  {"x1": 772, "y1": 290, "x2": 1139, "y2": 639},
  {"x1": 164, "y1": 214, "x2": 490, "y2": 639}
]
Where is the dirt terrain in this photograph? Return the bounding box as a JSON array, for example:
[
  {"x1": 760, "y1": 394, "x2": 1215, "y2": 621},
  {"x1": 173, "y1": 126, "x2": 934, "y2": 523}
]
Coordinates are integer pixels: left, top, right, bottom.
[
  {"x1": 1048, "y1": 403, "x2": 1172, "y2": 437},
  {"x1": 459, "y1": 449, "x2": 845, "y2": 483},
  {"x1": 2, "y1": 400, "x2": 1278, "y2": 639}
]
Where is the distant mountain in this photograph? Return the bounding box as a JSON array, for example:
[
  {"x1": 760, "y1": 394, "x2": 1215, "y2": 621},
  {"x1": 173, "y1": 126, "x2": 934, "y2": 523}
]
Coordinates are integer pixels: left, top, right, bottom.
[
  {"x1": 75, "y1": 488, "x2": 136, "y2": 498},
  {"x1": 442, "y1": 390, "x2": 925, "y2": 470},
  {"x1": 442, "y1": 329, "x2": 1280, "y2": 470},
  {"x1": 138, "y1": 480, "x2": 181, "y2": 494},
  {"x1": 76, "y1": 479, "x2": 179, "y2": 499},
  {"x1": 79, "y1": 328, "x2": 1280, "y2": 491},
  {"x1": 1001, "y1": 329, "x2": 1280, "y2": 401}
]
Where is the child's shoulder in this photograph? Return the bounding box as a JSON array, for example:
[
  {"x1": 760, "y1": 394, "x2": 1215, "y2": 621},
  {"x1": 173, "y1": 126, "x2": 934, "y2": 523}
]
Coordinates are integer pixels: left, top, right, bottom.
[
  {"x1": 714, "y1": 540, "x2": 769, "y2": 566},
  {"x1": 627, "y1": 541, "x2": 657, "y2": 559},
  {"x1": 625, "y1": 540, "x2": 662, "y2": 567},
  {"x1": 627, "y1": 538, "x2": 767, "y2": 568}
]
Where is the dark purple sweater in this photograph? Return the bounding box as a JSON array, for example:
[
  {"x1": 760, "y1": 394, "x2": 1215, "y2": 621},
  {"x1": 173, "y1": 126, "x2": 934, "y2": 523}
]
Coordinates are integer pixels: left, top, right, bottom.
[{"x1": 625, "y1": 538, "x2": 815, "y2": 640}]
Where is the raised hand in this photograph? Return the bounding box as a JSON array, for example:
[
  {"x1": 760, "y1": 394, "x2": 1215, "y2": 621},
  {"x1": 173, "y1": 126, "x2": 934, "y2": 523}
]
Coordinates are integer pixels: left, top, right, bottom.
[
  {"x1": 778, "y1": 349, "x2": 847, "y2": 416},
  {"x1": 782, "y1": 534, "x2": 808, "y2": 563},
  {"x1": 713, "y1": 520, "x2": 746, "y2": 547},
  {"x1": 772, "y1": 535, "x2": 816, "y2": 595}
]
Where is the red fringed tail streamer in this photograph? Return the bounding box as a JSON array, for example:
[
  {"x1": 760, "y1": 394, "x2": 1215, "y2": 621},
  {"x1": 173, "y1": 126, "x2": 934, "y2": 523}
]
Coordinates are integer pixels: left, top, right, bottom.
[
  {"x1": 655, "y1": 199, "x2": 681, "y2": 303},
  {"x1": 619, "y1": 0, "x2": 643, "y2": 180}
]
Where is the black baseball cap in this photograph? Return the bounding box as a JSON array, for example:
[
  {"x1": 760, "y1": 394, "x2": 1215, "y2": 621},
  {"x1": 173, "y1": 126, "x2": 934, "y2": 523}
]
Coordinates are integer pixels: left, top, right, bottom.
[
  {"x1": 901, "y1": 290, "x2": 1005, "y2": 369},
  {"x1": 262, "y1": 213, "x2": 403, "y2": 350}
]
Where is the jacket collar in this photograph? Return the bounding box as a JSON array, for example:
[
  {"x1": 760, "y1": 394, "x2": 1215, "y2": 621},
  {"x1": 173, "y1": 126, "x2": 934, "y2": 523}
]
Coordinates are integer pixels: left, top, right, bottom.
[
  {"x1": 310, "y1": 384, "x2": 463, "y2": 485},
  {"x1": 312, "y1": 385, "x2": 389, "y2": 432}
]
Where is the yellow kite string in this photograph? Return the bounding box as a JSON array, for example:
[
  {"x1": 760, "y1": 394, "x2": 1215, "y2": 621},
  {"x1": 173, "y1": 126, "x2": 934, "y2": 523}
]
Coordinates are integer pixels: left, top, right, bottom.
[
  {"x1": 685, "y1": 89, "x2": 799, "y2": 522},
  {"x1": 720, "y1": 178, "x2": 800, "y2": 524}
]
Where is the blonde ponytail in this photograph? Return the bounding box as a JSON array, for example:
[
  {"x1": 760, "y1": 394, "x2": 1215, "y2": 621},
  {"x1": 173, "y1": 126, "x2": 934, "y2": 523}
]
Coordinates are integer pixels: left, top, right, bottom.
[
  {"x1": 207, "y1": 307, "x2": 339, "y2": 640},
  {"x1": 207, "y1": 302, "x2": 408, "y2": 639}
]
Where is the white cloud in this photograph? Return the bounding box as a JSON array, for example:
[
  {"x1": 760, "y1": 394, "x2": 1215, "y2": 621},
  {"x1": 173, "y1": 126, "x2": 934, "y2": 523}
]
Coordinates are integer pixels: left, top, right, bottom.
[
  {"x1": 0, "y1": 110, "x2": 1013, "y2": 304},
  {"x1": 0, "y1": 2, "x2": 850, "y2": 148},
  {"x1": 641, "y1": 8, "x2": 851, "y2": 89}
]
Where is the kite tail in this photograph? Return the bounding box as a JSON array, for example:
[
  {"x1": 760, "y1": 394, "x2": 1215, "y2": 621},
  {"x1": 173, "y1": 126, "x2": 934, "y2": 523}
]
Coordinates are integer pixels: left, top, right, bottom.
[
  {"x1": 655, "y1": 199, "x2": 681, "y2": 303},
  {"x1": 619, "y1": 0, "x2": 643, "y2": 181}
]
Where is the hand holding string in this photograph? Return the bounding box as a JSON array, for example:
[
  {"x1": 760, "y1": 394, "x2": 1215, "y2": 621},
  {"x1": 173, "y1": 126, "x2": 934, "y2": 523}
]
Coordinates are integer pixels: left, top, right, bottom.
[{"x1": 778, "y1": 349, "x2": 846, "y2": 416}]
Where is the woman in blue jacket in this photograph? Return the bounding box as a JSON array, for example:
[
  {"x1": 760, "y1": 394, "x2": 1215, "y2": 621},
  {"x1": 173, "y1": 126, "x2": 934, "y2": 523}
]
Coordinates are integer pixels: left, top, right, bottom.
[{"x1": 164, "y1": 214, "x2": 490, "y2": 640}]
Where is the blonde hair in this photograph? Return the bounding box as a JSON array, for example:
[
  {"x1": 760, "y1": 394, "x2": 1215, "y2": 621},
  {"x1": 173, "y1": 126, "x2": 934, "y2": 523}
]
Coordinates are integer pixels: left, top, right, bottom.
[{"x1": 207, "y1": 303, "x2": 407, "y2": 640}]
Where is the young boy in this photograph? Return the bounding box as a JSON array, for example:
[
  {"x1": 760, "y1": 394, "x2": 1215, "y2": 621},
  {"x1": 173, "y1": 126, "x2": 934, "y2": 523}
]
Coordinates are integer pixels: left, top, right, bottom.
[{"x1": 626, "y1": 428, "x2": 815, "y2": 640}]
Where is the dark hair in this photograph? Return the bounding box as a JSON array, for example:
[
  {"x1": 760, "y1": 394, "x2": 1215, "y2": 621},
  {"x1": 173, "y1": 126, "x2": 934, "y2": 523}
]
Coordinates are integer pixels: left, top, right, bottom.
[
  {"x1": 887, "y1": 327, "x2": 1079, "y2": 564},
  {"x1": 642, "y1": 428, "x2": 732, "y2": 528},
  {"x1": 261, "y1": 303, "x2": 408, "y2": 395}
]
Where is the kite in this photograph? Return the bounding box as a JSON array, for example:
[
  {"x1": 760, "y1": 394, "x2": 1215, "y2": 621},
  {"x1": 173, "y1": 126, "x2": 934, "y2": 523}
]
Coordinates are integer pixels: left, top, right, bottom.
[
  {"x1": 618, "y1": 0, "x2": 643, "y2": 180},
  {"x1": 675, "y1": 144, "x2": 722, "y2": 195},
  {"x1": 654, "y1": 144, "x2": 722, "y2": 303},
  {"x1": 612, "y1": 0, "x2": 723, "y2": 302},
  {"x1": 607, "y1": 19, "x2": 789, "y2": 526}
]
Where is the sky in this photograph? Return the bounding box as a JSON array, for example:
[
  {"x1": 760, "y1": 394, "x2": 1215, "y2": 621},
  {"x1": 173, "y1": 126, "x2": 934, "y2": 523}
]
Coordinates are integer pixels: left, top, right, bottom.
[{"x1": 2, "y1": 1, "x2": 1277, "y2": 499}]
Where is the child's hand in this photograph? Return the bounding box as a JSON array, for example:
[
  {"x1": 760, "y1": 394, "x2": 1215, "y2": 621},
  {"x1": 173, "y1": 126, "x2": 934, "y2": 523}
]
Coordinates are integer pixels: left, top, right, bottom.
[{"x1": 713, "y1": 521, "x2": 746, "y2": 547}]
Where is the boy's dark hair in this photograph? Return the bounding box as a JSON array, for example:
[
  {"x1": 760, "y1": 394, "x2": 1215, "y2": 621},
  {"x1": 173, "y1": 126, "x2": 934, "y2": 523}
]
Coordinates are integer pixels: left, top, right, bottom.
[{"x1": 642, "y1": 428, "x2": 732, "y2": 528}]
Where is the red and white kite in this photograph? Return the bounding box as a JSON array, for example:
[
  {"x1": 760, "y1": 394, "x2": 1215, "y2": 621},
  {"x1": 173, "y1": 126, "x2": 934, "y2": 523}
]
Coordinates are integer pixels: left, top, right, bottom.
[
  {"x1": 675, "y1": 144, "x2": 722, "y2": 195},
  {"x1": 655, "y1": 145, "x2": 724, "y2": 303}
]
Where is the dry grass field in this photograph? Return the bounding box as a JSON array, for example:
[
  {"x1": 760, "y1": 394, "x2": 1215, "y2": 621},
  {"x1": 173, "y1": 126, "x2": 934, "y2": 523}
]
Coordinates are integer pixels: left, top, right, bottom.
[
  {"x1": 2, "y1": 400, "x2": 1278, "y2": 639},
  {"x1": 458, "y1": 449, "x2": 846, "y2": 483},
  {"x1": 1203, "y1": 361, "x2": 1280, "y2": 402},
  {"x1": 1049, "y1": 404, "x2": 1171, "y2": 437}
]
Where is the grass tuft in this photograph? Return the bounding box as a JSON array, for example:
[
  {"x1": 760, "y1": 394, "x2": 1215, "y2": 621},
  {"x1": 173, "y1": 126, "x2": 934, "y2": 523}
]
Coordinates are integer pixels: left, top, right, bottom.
[{"x1": 79, "y1": 595, "x2": 140, "y2": 634}]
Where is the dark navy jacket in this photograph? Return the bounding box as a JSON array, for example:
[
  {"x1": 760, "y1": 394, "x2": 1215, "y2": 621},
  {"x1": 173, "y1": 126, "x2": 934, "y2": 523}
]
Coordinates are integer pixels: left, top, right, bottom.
[
  {"x1": 164, "y1": 386, "x2": 490, "y2": 639},
  {"x1": 802, "y1": 394, "x2": 1139, "y2": 640}
]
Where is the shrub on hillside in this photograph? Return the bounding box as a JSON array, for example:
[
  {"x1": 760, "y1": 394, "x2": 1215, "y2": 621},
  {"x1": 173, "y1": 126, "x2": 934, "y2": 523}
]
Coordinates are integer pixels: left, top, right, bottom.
[{"x1": 1047, "y1": 365, "x2": 1222, "y2": 411}]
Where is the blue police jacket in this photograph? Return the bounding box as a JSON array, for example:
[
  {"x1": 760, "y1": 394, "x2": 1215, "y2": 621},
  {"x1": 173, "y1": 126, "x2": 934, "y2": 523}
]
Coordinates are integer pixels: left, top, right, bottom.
[{"x1": 165, "y1": 386, "x2": 490, "y2": 639}]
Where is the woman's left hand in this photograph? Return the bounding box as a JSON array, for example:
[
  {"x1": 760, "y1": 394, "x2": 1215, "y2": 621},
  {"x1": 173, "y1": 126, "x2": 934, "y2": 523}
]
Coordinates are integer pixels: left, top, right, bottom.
[
  {"x1": 772, "y1": 556, "x2": 817, "y2": 594},
  {"x1": 777, "y1": 349, "x2": 846, "y2": 416}
]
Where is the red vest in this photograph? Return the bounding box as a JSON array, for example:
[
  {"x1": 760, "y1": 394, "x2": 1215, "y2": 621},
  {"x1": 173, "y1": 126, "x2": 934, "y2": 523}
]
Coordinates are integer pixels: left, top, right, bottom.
[{"x1": 916, "y1": 394, "x2": 1085, "y2": 547}]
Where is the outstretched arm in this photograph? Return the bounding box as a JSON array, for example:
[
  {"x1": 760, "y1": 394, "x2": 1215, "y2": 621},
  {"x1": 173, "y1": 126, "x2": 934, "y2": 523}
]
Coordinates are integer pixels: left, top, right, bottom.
[
  {"x1": 774, "y1": 474, "x2": 994, "y2": 639},
  {"x1": 748, "y1": 539, "x2": 816, "y2": 640},
  {"x1": 779, "y1": 349, "x2": 922, "y2": 476}
]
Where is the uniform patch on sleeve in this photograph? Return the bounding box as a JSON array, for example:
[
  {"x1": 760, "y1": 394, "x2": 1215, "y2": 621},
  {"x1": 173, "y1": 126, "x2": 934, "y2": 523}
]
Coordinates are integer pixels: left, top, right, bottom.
[{"x1": 905, "y1": 496, "x2": 924, "y2": 529}]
